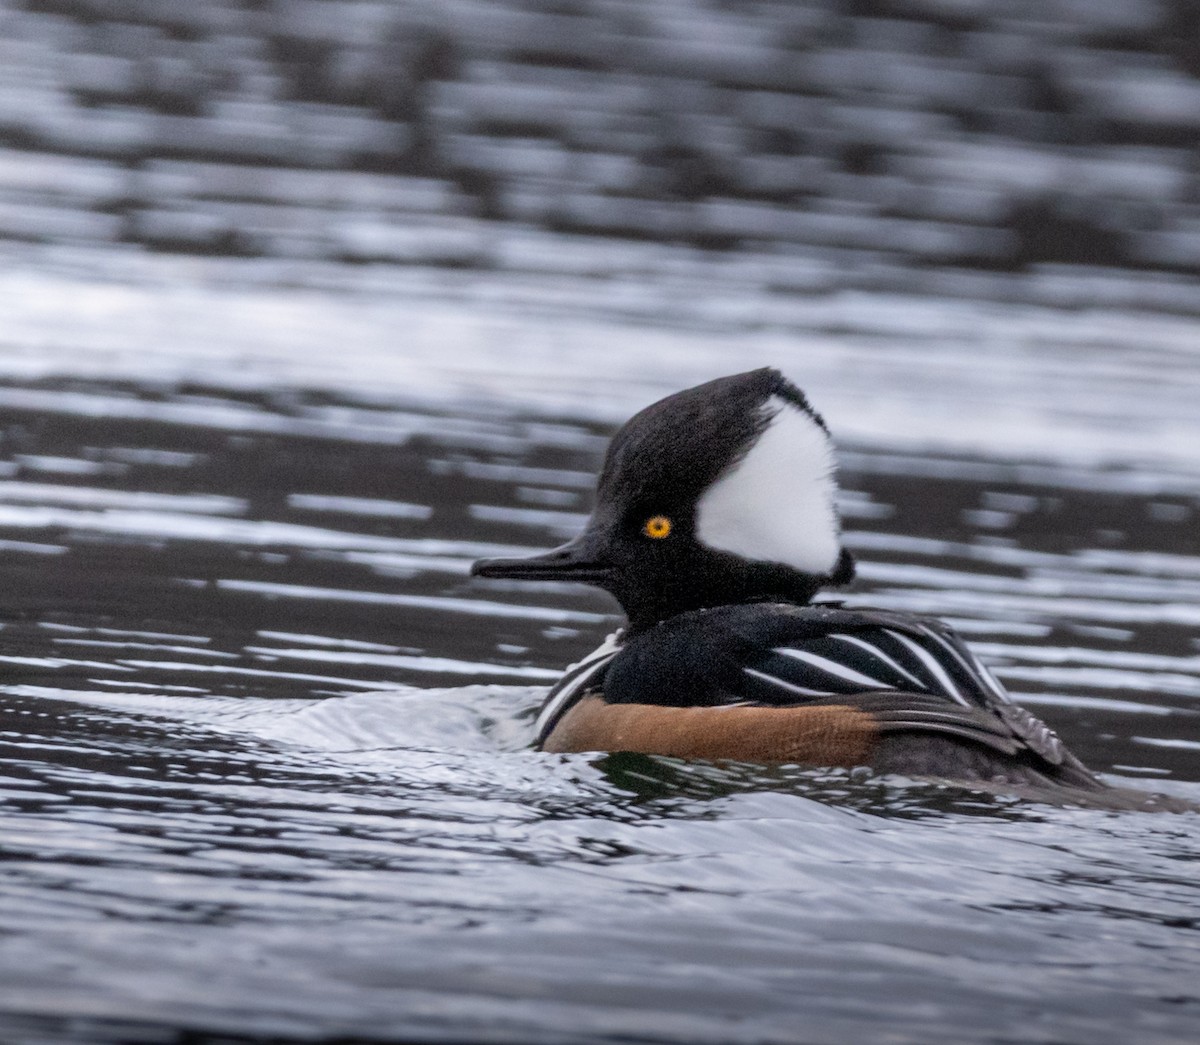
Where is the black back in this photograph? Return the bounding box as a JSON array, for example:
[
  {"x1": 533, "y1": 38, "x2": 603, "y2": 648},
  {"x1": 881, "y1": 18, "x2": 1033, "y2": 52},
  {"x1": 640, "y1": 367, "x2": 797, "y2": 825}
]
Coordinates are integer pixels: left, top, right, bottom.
[{"x1": 535, "y1": 602, "x2": 1099, "y2": 788}]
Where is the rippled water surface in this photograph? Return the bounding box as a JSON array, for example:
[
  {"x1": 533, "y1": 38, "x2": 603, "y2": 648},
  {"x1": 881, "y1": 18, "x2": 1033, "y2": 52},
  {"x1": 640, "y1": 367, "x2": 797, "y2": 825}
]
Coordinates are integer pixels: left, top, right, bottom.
[
  {"x1": 3, "y1": 1, "x2": 1200, "y2": 1042},
  {"x1": 3, "y1": 314, "x2": 1200, "y2": 1045}
]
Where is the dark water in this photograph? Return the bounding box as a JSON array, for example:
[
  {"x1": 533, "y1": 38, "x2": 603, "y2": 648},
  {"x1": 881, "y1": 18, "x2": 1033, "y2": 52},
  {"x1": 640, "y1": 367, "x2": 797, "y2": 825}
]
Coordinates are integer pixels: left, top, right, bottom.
[
  {"x1": 2, "y1": 371, "x2": 1199, "y2": 1045},
  {"x1": 2, "y1": 1, "x2": 1200, "y2": 1043}
]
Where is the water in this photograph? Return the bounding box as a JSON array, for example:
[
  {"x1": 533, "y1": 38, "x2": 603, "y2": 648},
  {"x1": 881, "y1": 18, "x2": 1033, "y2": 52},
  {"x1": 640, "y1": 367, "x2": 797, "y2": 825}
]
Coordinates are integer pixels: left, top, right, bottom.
[
  {"x1": 3, "y1": 1, "x2": 1200, "y2": 1042},
  {"x1": 2, "y1": 295, "x2": 1199, "y2": 1044}
]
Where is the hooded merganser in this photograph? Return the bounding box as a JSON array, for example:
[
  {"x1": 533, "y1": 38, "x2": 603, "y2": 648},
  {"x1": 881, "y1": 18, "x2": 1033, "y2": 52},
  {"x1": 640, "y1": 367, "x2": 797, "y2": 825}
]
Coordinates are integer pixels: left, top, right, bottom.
[{"x1": 472, "y1": 368, "x2": 1100, "y2": 791}]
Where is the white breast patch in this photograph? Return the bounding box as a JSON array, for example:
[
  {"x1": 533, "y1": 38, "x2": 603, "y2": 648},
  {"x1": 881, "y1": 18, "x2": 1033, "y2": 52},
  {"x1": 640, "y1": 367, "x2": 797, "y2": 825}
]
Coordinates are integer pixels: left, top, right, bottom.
[{"x1": 694, "y1": 395, "x2": 841, "y2": 575}]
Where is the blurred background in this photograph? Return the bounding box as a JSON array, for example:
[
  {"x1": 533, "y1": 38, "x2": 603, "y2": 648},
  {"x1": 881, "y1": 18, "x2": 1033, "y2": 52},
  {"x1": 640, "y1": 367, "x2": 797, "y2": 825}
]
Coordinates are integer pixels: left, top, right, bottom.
[
  {"x1": 2, "y1": 4, "x2": 1200, "y2": 1044},
  {"x1": 3, "y1": 0, "x2": 1200, "y2": 273},
  {"x1": 1, "y1": 0, "x2": 1198, "y2": 446}
]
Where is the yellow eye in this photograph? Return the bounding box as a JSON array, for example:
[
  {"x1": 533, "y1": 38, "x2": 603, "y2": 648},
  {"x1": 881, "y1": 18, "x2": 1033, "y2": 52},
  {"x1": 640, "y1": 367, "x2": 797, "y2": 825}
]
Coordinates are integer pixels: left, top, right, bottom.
[{"x1": 643, "y1": 515, "x2": 673, "y2": 539}]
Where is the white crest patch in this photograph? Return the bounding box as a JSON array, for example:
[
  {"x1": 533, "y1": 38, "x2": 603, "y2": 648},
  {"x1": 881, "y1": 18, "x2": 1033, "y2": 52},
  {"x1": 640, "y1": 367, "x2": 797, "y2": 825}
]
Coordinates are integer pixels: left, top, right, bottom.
[{"x1": 695, "y1": 395, "x2": 841, "y2": 574}]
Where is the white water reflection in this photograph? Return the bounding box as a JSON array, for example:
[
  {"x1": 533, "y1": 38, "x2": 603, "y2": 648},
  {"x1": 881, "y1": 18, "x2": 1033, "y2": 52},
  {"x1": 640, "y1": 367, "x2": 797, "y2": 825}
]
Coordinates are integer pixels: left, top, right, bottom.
[
  {"x1": 1, "y1": 258, "x2": 1199, "y2": 476},
  {"x1": 3, "y1": 3, "x2": 1200, "y2": 1042},
  {"x1": 287, "y1": 494, "x2": 433, "y2": 520},
  {"x1": 867, "y1": 586, "x2": 1200, "y2": 630},
  {"x1": 213, "y1": 579, "x2": 610, "y2": 625},
  {"x1": 0, "y1": 481, "x2": 245, "y2": 515}
]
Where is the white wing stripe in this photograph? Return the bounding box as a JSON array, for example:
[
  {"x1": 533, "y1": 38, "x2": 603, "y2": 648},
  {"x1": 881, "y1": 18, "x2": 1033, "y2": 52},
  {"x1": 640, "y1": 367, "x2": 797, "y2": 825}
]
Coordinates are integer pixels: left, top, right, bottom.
[
  {"x1": 967, "y1": 649, "x2": 1010, "y2": 701},
  {"x1": 534, "y1": 662, "x2": 604, "y2": 740},
  {"x1": 916, "y1": 624, "x2": 1011, "y2": 703},
  {"x1": 743, "y1": 667, "x2": 827, "y2": 697},
  {"x1": 535, "y1": 632, "x2": 622, "y2": 740},
  {"x1": 774, "y1": 647, "x2": 896, "y2": 690},
  {"x1": 828, "y1": 633, "x2": 925, "y2": 689},
  {"x1": 884, "y1": 630, "x2": 971, "y2": 706}
]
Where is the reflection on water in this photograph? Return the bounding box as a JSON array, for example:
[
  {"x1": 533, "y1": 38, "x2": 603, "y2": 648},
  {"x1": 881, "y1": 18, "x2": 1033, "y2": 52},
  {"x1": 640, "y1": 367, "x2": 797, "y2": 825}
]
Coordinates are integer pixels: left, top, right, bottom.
[
  {"x1": 1, "y1": 370, "x2": 1199, "y2": 1044},
  {"x1": 1, "y1": 374, "x2": 1198, "y2": 777},
  {"x1": 2, "y1": 0, "x2": 1200, "y2": 1042},
  {"x1": 2, "y1": 0, "x2": 1200, "y2": 278}
]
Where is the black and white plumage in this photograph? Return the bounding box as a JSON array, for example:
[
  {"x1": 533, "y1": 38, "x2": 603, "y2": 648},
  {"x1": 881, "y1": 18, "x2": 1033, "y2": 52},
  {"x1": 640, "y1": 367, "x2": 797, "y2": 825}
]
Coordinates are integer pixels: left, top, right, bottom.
[
  {"x1": 531, "y1": 604, "x2": 1096, "y2": 789},
  {"x1": 473, "y1": 368, "x2": 1102, "y2": 791}
]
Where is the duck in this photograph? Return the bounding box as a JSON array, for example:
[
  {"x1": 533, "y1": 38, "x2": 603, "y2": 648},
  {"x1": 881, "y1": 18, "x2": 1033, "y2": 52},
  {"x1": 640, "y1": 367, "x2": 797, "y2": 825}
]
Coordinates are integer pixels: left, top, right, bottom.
[{"x1": 472, "y1": 367, "x2": 1101, "y2": 791}]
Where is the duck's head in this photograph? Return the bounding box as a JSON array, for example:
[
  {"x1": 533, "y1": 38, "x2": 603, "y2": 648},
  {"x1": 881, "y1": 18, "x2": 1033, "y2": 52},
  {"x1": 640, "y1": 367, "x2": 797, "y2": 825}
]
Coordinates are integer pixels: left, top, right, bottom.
[{"x1": 472, "y1": 368, "x2": 854, "y2": 631}]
